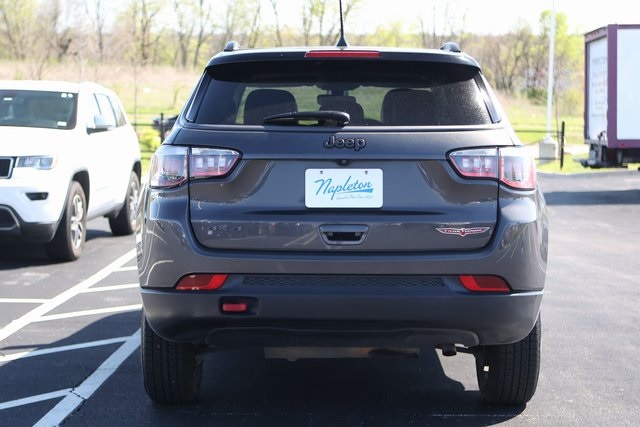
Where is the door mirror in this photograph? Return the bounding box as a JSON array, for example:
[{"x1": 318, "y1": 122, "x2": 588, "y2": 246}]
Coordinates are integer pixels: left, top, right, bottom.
[{"x1": 88, "y1": 115, "x2": 112, "y2": 134}]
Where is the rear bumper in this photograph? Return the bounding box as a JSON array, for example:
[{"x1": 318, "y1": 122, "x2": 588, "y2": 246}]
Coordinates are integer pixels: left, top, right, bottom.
[{"x1": 141, "y1": 280, "x2": 543, "y2": 347}]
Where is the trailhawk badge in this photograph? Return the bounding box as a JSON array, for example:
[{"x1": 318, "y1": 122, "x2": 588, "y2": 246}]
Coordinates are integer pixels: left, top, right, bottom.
[{"x1": 436, "y1": 227, "x2": 490, "y2": 237}]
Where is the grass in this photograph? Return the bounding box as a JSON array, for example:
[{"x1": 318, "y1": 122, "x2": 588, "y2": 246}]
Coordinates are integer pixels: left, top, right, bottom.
[
  {"x1": 537, "y1": 153, "x2": 589, "y2": 173},
  {"x1": 496, "y1": 92, "x2": 584, "y2": 146},
  {"x1": 537, "y1": 153, "x2": 640, "y2": 174}
]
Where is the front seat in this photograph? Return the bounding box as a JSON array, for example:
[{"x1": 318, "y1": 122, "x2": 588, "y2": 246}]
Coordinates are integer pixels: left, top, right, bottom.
[
  {"x1": 381, "y1": 88, "x2": 442, "y2": 126},
  {"x1": 243, "y1": 89, "x2": 298, "y2": 125},
  {"x1": 317, "y1": 95, "x2": 365, "y2": 125}
]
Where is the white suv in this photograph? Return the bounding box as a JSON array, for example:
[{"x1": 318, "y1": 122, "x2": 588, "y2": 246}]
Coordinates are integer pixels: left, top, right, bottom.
[{"x1": 0, "y1": 80, "x2": 141, "y2": 261}]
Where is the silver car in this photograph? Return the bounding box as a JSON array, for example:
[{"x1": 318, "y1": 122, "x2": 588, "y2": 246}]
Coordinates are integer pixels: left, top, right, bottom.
[{"x1": 136, "y1": 42, "x2": 548, "y2": 405}]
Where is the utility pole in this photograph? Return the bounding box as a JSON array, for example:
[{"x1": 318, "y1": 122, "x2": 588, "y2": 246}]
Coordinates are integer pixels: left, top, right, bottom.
[
  {"x1": 546, "y1": 0, "x2": 556, "y2": 139},
  {"x1": 540, "y1": 0, "x2": 558, "y2": 160}
]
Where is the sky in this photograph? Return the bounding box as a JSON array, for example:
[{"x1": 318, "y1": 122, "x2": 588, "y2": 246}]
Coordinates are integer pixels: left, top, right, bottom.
[{"x1": 275, "y1": 0, "x2": 640, "y2": 35}]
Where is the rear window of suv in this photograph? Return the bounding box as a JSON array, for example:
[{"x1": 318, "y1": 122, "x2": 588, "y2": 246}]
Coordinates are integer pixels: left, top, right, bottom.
[{"x1": 193, "y1": 60, "x2": 493, "y2": 126}]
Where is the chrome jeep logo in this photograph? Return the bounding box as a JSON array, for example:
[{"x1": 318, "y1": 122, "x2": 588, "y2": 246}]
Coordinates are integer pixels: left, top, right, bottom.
[
  {"x1": 323, "y1": 135, "x2": 366, "y2": 151},
  {"x1": 436, "y1": 227, "x2": 490, "y2": 237}
]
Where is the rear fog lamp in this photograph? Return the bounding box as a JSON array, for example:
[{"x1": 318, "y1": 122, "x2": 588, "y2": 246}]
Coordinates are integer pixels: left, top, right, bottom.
[
  {"x1": 176, "y1": 274, "x2": 228, "y2": 291},
  {"x1": 459, "y1": 275, "x2": 511, "y2": 292},
  {"x1": 221, "y1": 302, "x2": 249, "y2": 313}
]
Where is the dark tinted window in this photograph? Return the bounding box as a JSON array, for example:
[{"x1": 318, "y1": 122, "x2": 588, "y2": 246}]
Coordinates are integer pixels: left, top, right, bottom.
[
  {"x1": 194, "y1": 60, "x2": 492, "y2": 126},
  {"x1": 0, "y1": 90, "x2": 77, "y2": 129},
  {"x1": 95, "y1": 94, "x2": 117, "y2": 127},
  {"x1": 109, "y1": 95, "x2": 127, "y2": 126}
]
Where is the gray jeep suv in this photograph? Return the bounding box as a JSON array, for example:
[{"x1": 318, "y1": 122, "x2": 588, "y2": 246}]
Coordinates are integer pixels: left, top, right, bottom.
[{"x1": 136, "y1": 41, "x2": 548, "y2": 405}]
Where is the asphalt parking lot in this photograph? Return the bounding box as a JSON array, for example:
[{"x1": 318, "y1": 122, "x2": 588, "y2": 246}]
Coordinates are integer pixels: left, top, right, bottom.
[{"x1": 0, "y1": 171, "x2": 639, "y2": 426}]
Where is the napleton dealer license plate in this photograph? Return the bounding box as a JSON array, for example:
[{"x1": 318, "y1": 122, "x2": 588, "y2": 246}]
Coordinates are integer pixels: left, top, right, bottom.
[{"x1": 305, "y1": 169, "x2": 383, "y2": 208}]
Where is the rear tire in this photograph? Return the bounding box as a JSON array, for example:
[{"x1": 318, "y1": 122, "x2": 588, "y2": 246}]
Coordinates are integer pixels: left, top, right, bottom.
[
  {"x1": 474, "y1": 317, "x2": 541, "y2": 405},
  {"x1": 109, "y1": 171, "x2": 140, "y2": 236},
  {"x1": 141, "y1": 313, "x2": 203, "y2": 404},
  {"x1": 45, "y1": 181, "x2": 86, "y2": 261}
]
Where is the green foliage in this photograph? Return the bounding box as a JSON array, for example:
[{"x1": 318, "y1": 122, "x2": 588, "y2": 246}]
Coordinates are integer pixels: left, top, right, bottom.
[
  {"x1": 525, "y1": 88, "x2": 546, "y2": 104},
  {"x1": 538, "y1": 11, "x2": 584, "y2": 114},
  {"x1": 138, "y1": 127, "x2": 161, "y2": 154}
]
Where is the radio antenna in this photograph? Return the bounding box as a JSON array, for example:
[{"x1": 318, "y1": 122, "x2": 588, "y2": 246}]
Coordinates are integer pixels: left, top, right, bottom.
[{"x1": 336, "y1": 0, "x2": 348, "y2": 47}]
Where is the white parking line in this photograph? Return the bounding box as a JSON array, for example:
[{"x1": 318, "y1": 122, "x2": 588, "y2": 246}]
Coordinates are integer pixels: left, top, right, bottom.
[
  {"x1": 33, "y1": 329, "x2": 140, "y2": 427},
  {"x1": 81, "y1": 283, "x2": 139, "y2": 293},
  {"x1": 0, "y1": 298, "x2": 49, "y2": 304},
  {"x1": 0, "y1": 249, "x2": 136, "y2": 343},
  {"x1": 0, "y1": 389, "x2": 72, "y2": 411},
  {"x1": 115, "y1": 265, "x2": 138, "y2": 272},
  {"x1": 0, "y1": 336, "x2": 130, "y2": 363},
  {"x1": 35, "y1": 304, "x2": 142, "y2": 322}
]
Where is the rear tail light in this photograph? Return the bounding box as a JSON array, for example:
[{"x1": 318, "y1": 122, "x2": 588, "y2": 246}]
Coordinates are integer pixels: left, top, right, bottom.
[
  {"x1": 149, "y1": 146, "x2": 240, "y2": 188},
  {"x1": 448, "y1": 148, "x2": 498, "y2": 179},
  {"x1": 499, "y1": 147, "x2": 537, "y2": 190},
  {"x1": 459, "y1": 275, "x2": 511, "y2": 292},
  {"x1": 149, "y1": 146, "x2": 188, "y2": 188},
  {"x1": 190, "y1": 148, "x2": 240, "y2": 179},
  {"x1": 176, "y1": 273, "x2": 228, "y2": 291},
  {"x1": 448, "y1": 147, "x2": 537, "y2": 190}
]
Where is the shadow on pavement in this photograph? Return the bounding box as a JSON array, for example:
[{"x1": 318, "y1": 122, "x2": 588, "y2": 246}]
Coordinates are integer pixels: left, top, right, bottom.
[
  {"x1": 0, "y1": 227, "x2": 116, "y2": 268},
  {"x1": 543, "y1": 189, "x2": 640, "y2": 206},
  {"x1": 1, "y1": 309, "x2": 526, "y2": 426},
  {"x1": 139, "y1": 347, "x2": 525, "y2": 427}
]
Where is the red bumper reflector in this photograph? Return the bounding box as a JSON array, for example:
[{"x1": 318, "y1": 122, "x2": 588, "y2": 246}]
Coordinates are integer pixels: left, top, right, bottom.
[
  {"x1": 305, "y1": 50, "x2": 381, "y2": 58},
  {"x1": 176, "y1": 274, "x2": 228, "y2": 291},
  {"x1": 222, "y1": 302, "x2": 248, "y2": 313},
  {"x1": 459, "y1": 275, "x2": 510, "y2": 292}
]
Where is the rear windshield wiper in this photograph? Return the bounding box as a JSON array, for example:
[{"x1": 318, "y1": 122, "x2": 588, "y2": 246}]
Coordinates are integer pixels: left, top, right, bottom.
[{"x1": 262, "y1": 110, "x2": 350, "y2": 126}]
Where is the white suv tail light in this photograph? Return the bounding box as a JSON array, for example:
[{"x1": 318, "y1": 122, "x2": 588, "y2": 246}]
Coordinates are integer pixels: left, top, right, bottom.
[
  {"x1": 149, "y1": 146, "x2": 240, "y2": 188},
  {"x1": 448, "y1": 147, "x2": 537, "y2": 190}
]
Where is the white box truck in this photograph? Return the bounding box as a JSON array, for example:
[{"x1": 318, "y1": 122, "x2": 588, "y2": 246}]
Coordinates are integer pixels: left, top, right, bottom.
[{"x1": 582, "y1": 24, "x2": 640, "y2": 168}]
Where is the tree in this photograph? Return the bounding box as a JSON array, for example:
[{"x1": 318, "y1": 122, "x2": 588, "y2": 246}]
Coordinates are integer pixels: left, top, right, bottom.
[
  {"x1": 218, "y1": 0, "x2": 263, "y2": 50},
  {"x1": 246, "y1": 0, "x2": 262, "y2": 48},
  {"x1": 42, "y1": 0, "x2": 77, "y2": 61},
  {"x1": 192, "y1": 0, "x2": 214, "y2": 68},
  {"x1": 84, "y1": 0, "x2": 108, "y2": 61},
  {"x1": 124, "y1": 0, "x2": 164, "y2": 66},
  {"x1": 173, "y1": 0, "x2": 195, "y2": 68},
  {"x1": 0, "y1": 0, "x2": 38, "y2": 60},
  {"x1": 417, "y1": 1, "x2": 468, "y2": 49},
  {"x1": 487, "y1": 20, "x2": 536, "y2": 93},
  {"x1": 302, "y1": 0, "x2": 361, "y2": 46},
  {"x1": 270, "y1": 0, "x2": 283, "y2": 46},
  {"x1": 539, "y1": 11, "x2": 583, "y2": 112}
]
